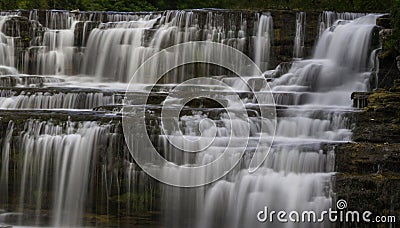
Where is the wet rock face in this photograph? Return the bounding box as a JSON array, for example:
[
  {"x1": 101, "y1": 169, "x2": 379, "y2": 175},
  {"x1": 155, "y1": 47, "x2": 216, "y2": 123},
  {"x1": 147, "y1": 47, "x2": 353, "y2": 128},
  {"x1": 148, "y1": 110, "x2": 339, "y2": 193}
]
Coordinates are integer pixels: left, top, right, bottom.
[
  {"x1": 335, "y1": 143, "x2": 400, "y2": 174},
  {"x1": 269, "y1": 10, "x2": 297, "y2": 66},
  {"x1": 334, "y1": 143, "x2": 400, "y2": 225},
  {"x1": 352, "y1": 90, "x2": 400, "y2": 143},
  {"x1": 1, "y1": 15, "x2": 44, "y2": 46},
  {"x1": 269, "y1": 10, "x2": 320, "y2": 67},
  {"x1": 377, "y1": 52, "x2": 400, "y2": 89},
  {"x1": 351, "y1": 92, "x2": 371, "y2": 109},
  {"x1": 1, "y1": 16, "x2": 31, "y2": 37},
  {"x1": 379, "y1": 28, "x2": 393, "y2": 39},
  {"x1": 376, "y1": 14, "x2": 392, "y2": 29},
  {"x1": 338, "y1": 83, "x2": 400, "y2": 225},
  {"x1": 0, "y1": 15, "x2": 45, "y2": 70},
  {"x1": 377, "y1": 22, "x2": 400, "y2": 88},
  {"x1": 73, "y1": 21, "x2": 100, "y2": 47},
  {"x1": 334, "y1": 173, "x2": 400, "y2": 226}
]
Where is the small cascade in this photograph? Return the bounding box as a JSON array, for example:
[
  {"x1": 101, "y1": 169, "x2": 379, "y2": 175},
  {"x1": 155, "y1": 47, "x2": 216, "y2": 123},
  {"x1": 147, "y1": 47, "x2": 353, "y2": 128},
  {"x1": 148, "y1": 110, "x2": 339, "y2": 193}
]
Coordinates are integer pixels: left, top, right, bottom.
[
  {"x1": 0, "y1": 121, "x2": 13, "y2": 208},
  {"x1": 0, "y1": 75, "x2": 64, "y2": 87},
  {"x1": 0, "y1": 11, "x2": 21, "y2": 17},
  {"x1": 25, "y1": 18, "x2": 77, "y2": 75},
  {"x1": 35, "y1": 27, "x2": 75, "y2": 75},
  {"x1": 0, "y1": 120, "x2": 114, "y2": 226},
  {"x1": 274, "y1": 14, "x2": 379, "y2": 106},
  {"x1": 17, "y1": 121, "x2": 110, "y2": 226},
  {"x1": 293, "y1": 12, "x2": 306, "y2": 59},
  {"x1": 0, "y1": 16, "x2": 17, "y2": 69},
  {"x1": 24, "y1": 10, "x2": 146, "y2": 75},
  {"x1": 254, "y1": 14, "x2": 273, "y2": 71},
  {"x1": 44, "y1": 10, "x2": 76, "y2": 29},
  {"x1": 318, "y1": 11, "x2": 366, "y2": 37},
  {"x1": 82, "y1": 14, "x2": 159, "y2": 82},
  {"x1": 0, "y1": 119, "x2": 159, "y2": 227},
  {"x1": 83, "y1": 10, "x2": 271, "y2": 82},
  {"x1": 0, "y1": 89, "x2": 120, "y2": 109}
]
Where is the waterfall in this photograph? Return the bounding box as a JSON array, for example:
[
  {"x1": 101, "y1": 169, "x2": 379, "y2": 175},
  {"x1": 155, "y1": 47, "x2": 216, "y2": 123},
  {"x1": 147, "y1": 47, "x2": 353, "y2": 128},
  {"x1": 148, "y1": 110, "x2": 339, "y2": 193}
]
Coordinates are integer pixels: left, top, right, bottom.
[
  {"x1": 254, "y1": 14, "x2": 273, "y2": 71},
  {"x1": 0, "y1": 10, "x2": 274, "y2": 80},
  {"x1": 24, "y1": 19, "x2": 77, "y2": 75},
  {"x1": 82, "y1": 10, "x2": 254, "y2": 82},
  {"x1": 0, "y1": 121, "x2": 13, "y2": 208},
  {"x1": 0, "y1": 9, "x2": 382, "y2": 228},
  {"x1": 36, "y1": 27, "x2": 75, "y2": 75},
  {"x1": 0, "y1": 90, "x2": 119, "y2": 109},
  {"x1": 24, "y1": 11, "x2": 155, "y2": 76},
  {"x1": 293, "y1": 12, "x2": 306, "y2": 59},
  {"x1": 164, "y1": 14, "x2": 377, "y2": 228},
  {"x1": 0, "y1": 120, "x2": 136, "y2": 226},
  {"x1": 274, "y1": 14, "x2": 379, "y2": 106},
  {"x1": 0, "y1": 16, "x2": 17, "y2": 69},
  {"x1": 318, "y1": 11, "x2": 366, "y2": 37},
  {"x1": 82, "y1": 14, "x2": 159, "y2": 82}
]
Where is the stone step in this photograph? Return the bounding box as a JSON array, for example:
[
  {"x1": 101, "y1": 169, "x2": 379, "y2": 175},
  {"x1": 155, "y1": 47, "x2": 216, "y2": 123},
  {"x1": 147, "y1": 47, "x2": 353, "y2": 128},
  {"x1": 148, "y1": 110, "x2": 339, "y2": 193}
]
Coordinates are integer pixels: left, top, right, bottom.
[
  {"x1": 351, "y1": 91, "x2": 371, "y2": 109},
  {"x1": 0, "y1": 75, "x2": 65, "y2": 87}
]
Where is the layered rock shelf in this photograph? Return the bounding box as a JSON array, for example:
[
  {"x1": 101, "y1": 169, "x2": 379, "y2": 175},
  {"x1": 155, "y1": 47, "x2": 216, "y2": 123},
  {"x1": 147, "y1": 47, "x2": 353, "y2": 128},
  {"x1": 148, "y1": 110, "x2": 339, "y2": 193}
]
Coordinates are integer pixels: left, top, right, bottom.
[{"x1": 337, "y1": 81, "x2": 400, "y2": 226}]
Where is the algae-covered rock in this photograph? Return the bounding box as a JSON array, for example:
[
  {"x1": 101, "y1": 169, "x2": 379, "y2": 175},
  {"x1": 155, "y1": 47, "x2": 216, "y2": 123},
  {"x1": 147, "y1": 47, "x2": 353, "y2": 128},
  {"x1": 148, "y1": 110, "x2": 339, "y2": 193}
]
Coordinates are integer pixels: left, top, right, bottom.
[
  {"x1": 352, "y1": 89, "x2": 400, "y2": 143},
  {"x1": 376, "y1": 15, "x2": 392, "y2": 29},
  {"x1": 341, "y1": 81, "x2": 400, "y2": 226},
  {"x1": 334, "y1": 173, "x2": 400, "y2": 227},
  {"x1": 335, "y1": 143, "x2": 400, "y2": 174}
]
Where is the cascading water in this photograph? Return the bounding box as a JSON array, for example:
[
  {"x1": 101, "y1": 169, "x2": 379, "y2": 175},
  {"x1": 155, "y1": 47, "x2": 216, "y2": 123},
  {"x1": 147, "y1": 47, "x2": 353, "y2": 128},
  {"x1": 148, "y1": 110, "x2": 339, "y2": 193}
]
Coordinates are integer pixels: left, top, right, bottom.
[
  {"x1": 24, "y1": 11, "x2": 157, "y2": 76},
  {"x1": 318, "y1": 11, "x2": 366, "y2": 37},
  {"x1": 36, "y1": 27, "x2": 75, "y2": 75},
  {"x1": 254, "y1": 14, "x2": 273, "y2": 71},
  {"x1": 275, "y1": 14, "x2": 379, "y2": 105},
  {"x1": 160, "y1": 13, "x2": 379, "y2": 228},
  {"x1": 293, "y1": 12, "x2": 306, "y2": 59},
  {"x1": 1, "y1": 10, "x2": 274, "y2": 81},
  {"x1": 0, "y1": 16, "x2": 17, "y2": 70},
  {"x1": 82, "y1": 14, "x2": 159, "y2": 82},
  {"x1": 0, "y1": 9, "x2": 382, "y2": 228},
  {"x1": 0, "y1": 90, "x2": 119, "y2": 109},
  {"x1": 17, "y1": 121, "x2": 110, "y2": 226},
  {"x1": 83, "y1": 10, "x2": 255, "y2": 82},
  {"x1": 25, "y1": 16, "x2": 77, "y2": 75}
]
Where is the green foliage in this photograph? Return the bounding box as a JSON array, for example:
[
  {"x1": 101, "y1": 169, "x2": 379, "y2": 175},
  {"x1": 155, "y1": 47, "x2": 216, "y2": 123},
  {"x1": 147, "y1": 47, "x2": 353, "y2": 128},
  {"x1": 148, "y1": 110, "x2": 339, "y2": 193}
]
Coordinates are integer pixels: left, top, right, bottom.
[
  {"x1": 0, "y1": 0, "x2": 396, "y2": 11},
  {"x1": 18, "y1": 0, "x2": 48, "y2": 9},
  {"x1": 80, "y1": 0, "x2": 156, "y2": 11},
  {"x1": 80, "y1": 0, "x2": 107, "y2": 11},
  {"x1": 175, "y1": 0, "x2": 224, "y2": 9},
  {"x1": 392, "y1": 0, "x2": 400, "y2": 30},
  {"x1": 0, "y1": 0, "x2": 19, "y2": 10},
  {"x1": 47, "y1": 0, "x2": 82, "y2": 10},
  {"x1": 0, "y1": 0, "x2": 156, "y2": 11},
  {"x1": 353, "y1": 0, "x2": 393, "y2": 12},
  {"x1": 387, "y1": 0, "x2": 400, "y2": 53},
  {"x1": 225, "y1": 0, "x2": 394, "y2": 12}
]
